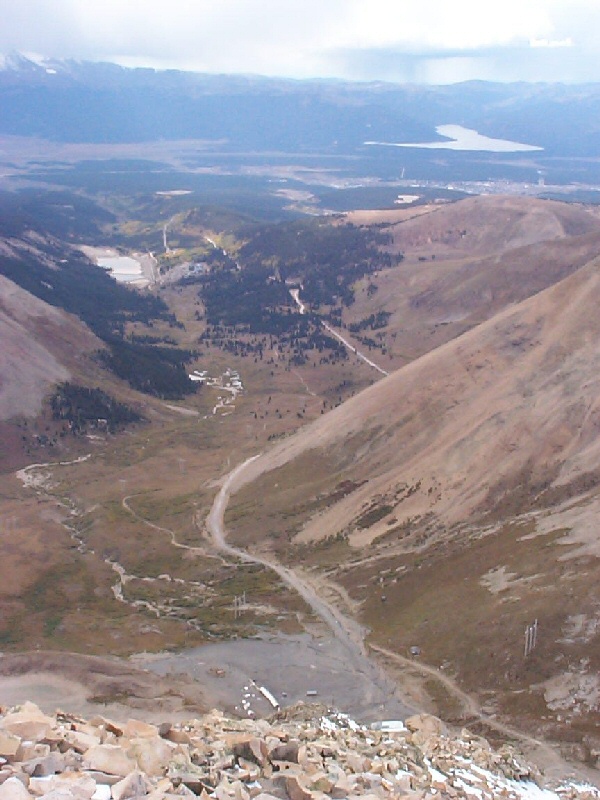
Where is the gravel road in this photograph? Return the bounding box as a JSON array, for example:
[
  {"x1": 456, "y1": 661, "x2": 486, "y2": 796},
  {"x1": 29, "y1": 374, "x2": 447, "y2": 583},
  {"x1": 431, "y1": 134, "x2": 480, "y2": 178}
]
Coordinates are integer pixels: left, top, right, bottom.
[{"x1": 200, "y1": 455, "x2": 416, "y2": 722}]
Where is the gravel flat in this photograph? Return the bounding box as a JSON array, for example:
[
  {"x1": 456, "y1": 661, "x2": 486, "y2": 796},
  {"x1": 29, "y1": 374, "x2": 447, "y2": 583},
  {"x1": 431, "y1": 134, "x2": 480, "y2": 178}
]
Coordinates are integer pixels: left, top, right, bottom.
[{"x1": 136, "y1": 629, "x2": 415, "y2": 723}]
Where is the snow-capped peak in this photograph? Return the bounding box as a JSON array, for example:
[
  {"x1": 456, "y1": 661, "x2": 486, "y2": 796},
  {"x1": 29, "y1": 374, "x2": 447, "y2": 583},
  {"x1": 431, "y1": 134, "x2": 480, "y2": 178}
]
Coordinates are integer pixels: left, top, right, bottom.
[{"x1": 0, "y1": 51, "x2": 68, "y2": 76}]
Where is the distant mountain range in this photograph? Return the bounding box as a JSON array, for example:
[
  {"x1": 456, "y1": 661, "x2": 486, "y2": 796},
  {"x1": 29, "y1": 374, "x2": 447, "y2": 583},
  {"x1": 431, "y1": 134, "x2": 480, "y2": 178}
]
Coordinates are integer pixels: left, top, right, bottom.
[{"x1": 2, "y1": 52, "x2": 600, "y2": 157}]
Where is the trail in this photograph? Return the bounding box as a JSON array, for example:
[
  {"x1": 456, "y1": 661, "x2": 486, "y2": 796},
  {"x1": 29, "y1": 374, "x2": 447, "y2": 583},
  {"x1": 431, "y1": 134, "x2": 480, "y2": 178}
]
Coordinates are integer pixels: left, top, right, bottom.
[
  {"x1": 205, "y1": 456, "x2": 414, "y2": 718},
  {"x1": 292, "y1": 369, "x2": 317, "y2": 397},
  {"x1": 121, "y1": 494, "x2": 231, "y2": 567},
  {"x1": 17, "y1": 460, "x2": 177, "y2": 619},
  {"x1": 206, "y1": 459, "x2": 360, "y2": 642}
]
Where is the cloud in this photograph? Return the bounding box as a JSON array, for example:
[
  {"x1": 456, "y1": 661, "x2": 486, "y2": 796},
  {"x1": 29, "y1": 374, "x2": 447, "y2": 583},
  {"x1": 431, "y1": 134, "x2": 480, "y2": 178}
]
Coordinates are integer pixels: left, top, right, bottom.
[
  {"x1": 1, "y1": 0, "x2": 599, "y2": 82},
  {"x1": 530, "y1": 37, "x2": 573, "y2": 48}
]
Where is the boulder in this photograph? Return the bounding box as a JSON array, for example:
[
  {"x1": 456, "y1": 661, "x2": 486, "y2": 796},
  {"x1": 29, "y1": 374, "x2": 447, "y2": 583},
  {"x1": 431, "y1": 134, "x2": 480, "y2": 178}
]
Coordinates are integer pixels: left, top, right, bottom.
[
  {"x1": 87, "y1": 720, "x2": 123, "y2": 739},
  {"x1": 284, "y1": 775, "x2": 320, "y2": 800},
  {"x1": 36, "y1": 790, "x2": 83, "y2": 800},
  {"x1": 0, "y1": 774, "x2": 27, "y2": 790},
  {"x1": 29, "y1": 773, "x2": 96, "y2": 800},
  {"x1": 111, "y1": 770, "x2": 151, "y2": 800},
  {"x1": 233, "y1": 759, "x2": 259, "y2": 782},
  {"x1": 23, "y1": 754, "x2": 66, "y2": 778},
  {"x1": 404, "y1": 715, "x2": 445, "y2": 738},
  {"x1": 122, "y1": 722, "x2": 159, "y2": 741},
  {"x1": 305, "y1": 772, "x2": 334, "y2": 794},
  {"x1": 231, "y1": 740, "x2": 268, "y2": 769},
  {"x1": 83, "y1": 746, "x2": 136, "y2": 778},
  {"x1": 64, "y1": 731, "x2": 101, "y2": 755},
  {"x1": 160, "y1": 730, "x2": 190, "y2": 747},
  {"x1": 0, "y1": 777, "x2": 31, "y2": 800},
  {"x1": 230, "y1": 781, "x2": 249, "y2": 800},
  {"x1": 250, "y1": 795, "x2": 280, "y2": 800},
  {"x1": 267, "y1": 743, "x2": 299, "y2": 764},
  {"x1": 0, "y1": 706, "x2": 55, "y2": 745},
  {"x1": 15, "y1": 747, "x2": 49, "y2": 765},
  {"x1": 0, "y1": 735, "x2": 21, "y2": 763},
  {"x1": 127, "y1": 738, "x2": 173, "y2": 778},
  {"x1": 344, "y1": 753, "x2": 370, "y2": 774}
]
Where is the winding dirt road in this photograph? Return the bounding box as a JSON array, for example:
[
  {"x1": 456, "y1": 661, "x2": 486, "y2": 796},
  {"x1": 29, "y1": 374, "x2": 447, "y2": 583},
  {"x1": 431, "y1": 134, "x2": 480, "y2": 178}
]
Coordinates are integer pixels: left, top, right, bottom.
[{"x1": 205, "y1": 455, "x2": 414, "y2": 718}]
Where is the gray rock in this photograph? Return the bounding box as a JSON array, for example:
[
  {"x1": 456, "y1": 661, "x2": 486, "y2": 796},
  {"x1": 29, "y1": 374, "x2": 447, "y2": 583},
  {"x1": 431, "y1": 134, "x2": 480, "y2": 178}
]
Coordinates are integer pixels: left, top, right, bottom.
[
  {"x1": 267, "y1": 744, "x2": 298, "y2": 765},
  {"x1": 111, "y1": 770, "x2": 151, "y2": 800},
  {"x1": 0, "y1": 735, "x2": 21, "y2": 762},
  {"x1": 83, "y1": 747, "x2": 136, "y2": 778},
  {"x1": 0, "y1": 777, "x2": 32, "y2": 800}
]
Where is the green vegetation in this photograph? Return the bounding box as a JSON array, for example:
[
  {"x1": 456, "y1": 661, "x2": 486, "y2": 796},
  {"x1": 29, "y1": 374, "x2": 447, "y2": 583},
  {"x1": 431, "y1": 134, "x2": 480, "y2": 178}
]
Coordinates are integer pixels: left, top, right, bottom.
[
  {"x1": 0, "y1": 188, "x2": 115, "y2": 240},
  {"x1": 355, "y1": 503, "x2": 394, "y2": 529},
  {"x1": 0, "y1": 190, "x2": 198, "y2": 398},
  {"x1": 238, "y1": 218, "x2": 400, "y2": 307},
  {"x1": 51, "y1": 383, "x2": 144, "y2": 434},
  {"x1": 98, "y1": 339, "x2": 197, "y2": 400},
  {"x1": 199, "y1": 264, "x2": 292, "y2": 330},
  {"x1": 348, "y1": 311, "x2": 392, "y2": 333},
  {"x1": 194, "y1": 217, "x2": 399, "y2": 367},
  {"x1": 0, "y1": 244, "x2": 168, "y2": 340}
]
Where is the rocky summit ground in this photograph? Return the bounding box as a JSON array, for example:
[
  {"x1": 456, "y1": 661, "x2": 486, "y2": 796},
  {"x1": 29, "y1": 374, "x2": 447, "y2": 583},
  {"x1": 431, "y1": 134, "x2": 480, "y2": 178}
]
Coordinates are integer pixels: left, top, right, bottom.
[{"x1": 0, "y1": 701, "x2": 598, "y2": 800}]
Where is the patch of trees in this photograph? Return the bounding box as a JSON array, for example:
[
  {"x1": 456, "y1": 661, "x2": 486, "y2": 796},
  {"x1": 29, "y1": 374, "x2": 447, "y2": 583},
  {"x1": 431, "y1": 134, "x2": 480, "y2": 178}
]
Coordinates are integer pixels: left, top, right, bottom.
[
  {"x1": 195, "y1": 219, "x2": 398, "y2": 365},
  {"x1": 0, "y1": 245, "x2": 170, "y2": 340},
  {"x1": 238, "y1": 219, "x2": 400, "y2": 308},
  {"x1": 129, "y1": 333, "x2": 178, "y2": 346},
  {"x1": 0, "y1": 189, "x2": 115, "y2": 240},
  {"x1": 197, "y1": 264, "x2": 298, "y2": 333},
  {"x1": 0, "y1": 216, "x2": 197, "y2": 398},
  {"x1": 98, "y1": 339, "x2": 197, "y2": 400},
  {"x1": 199, "y1": 316, "x2": 348, "y2": 368},
  {"x1": 50, "y1": 383, "x2": 143, "y2": 434},
  {"x1": 347, "y1": 311, "x2": 391, "y2": 333}
]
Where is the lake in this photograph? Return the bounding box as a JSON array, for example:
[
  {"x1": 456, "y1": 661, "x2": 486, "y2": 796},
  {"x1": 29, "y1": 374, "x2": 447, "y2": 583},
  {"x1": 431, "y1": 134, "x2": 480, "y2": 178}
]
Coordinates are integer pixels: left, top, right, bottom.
[{"x1": 365, "y1": 124, "x2": 543, "y2": 153}]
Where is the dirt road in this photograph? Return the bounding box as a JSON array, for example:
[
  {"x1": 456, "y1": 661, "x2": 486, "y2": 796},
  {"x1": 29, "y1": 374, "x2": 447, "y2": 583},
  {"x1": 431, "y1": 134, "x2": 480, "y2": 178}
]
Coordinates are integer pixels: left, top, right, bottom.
[
  {"x1": 205, "y1": 456, "x2": 414, "y2": 720},
  {"x1": 289, "y1": 288, "x2": 389, "y2": 376}
]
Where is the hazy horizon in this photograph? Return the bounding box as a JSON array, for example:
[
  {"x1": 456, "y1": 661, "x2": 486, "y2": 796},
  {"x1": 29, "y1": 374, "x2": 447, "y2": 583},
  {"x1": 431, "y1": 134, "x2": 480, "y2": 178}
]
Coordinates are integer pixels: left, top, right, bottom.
[{"x1": 2, "y1": 0, "x2": 600, "y2": 85}]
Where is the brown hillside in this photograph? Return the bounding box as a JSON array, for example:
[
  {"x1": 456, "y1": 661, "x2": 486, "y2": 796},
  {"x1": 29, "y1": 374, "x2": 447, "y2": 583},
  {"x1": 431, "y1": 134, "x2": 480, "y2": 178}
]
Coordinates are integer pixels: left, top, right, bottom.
[
  {"x1": 349, "y1": 195, "x2": 600, "y2": 258},
  {"x1": 227, "y1": 254, "x2": 600, "y2": 746},
  {"x1": 230, "y1": 255, "x2": 600, "y2": 540},
  {"x1": 0, "y1": 275, "x2": 100, "y2": 420},
  {"x1": 343, "y1": 196, "x2": 600, "y2": 366}
]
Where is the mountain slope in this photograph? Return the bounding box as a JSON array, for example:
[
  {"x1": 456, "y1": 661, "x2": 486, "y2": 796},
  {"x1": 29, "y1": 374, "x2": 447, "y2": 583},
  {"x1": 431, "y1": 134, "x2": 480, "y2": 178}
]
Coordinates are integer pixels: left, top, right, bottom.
[
  {"x1": 230, "y1": 254, "x2": 600, "y2": 541},
  {"x1": 225, "y1": 253, "x2": 600, "y2": 746},
  {"x1": 0, "y1": 275, "x2": 99, "y2": 420},
  {"x1": 343, "y1": 196, "x2": 600, "y2": 365}
]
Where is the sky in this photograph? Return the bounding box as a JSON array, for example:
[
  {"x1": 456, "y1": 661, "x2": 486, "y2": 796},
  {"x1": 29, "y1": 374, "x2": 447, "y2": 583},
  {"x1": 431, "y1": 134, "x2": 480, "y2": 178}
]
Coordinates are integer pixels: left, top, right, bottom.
[{"x1": 2, "y1": 0, "x2": 600, "y2": 84}]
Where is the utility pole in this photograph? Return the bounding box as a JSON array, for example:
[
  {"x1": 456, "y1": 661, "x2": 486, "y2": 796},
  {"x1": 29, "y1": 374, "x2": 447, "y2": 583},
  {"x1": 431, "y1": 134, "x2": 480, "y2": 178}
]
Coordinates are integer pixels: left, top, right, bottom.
[
  {"x1": 233, "y1": 592, "x2": 247, "y2": 619},
  {"x1": 524, "y1": 619, "x2": 539, "y2": 657}
]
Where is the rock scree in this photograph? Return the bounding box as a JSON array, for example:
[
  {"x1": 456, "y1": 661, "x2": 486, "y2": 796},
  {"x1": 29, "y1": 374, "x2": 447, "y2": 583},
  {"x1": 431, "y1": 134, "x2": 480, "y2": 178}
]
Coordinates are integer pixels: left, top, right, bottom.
[{"x1": 0, "y1": 700, "x2": 597, "y2": 800}]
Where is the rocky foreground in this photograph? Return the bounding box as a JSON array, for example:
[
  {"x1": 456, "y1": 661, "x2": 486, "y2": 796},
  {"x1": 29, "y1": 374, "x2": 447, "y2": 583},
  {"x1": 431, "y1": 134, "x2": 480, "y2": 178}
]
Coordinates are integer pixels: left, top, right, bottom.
[{"x1": 0, "y1": 702, "x2": 597, "y2": 800}]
